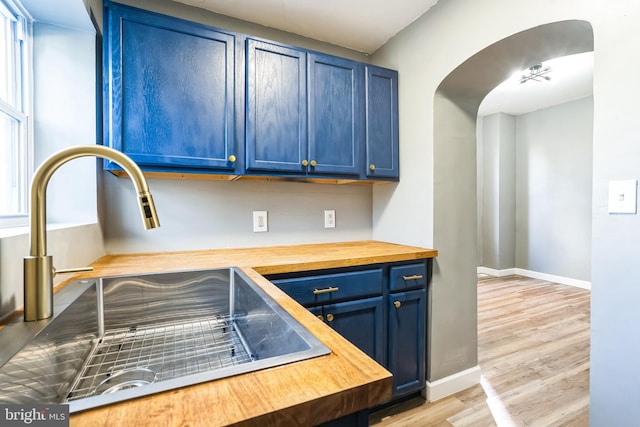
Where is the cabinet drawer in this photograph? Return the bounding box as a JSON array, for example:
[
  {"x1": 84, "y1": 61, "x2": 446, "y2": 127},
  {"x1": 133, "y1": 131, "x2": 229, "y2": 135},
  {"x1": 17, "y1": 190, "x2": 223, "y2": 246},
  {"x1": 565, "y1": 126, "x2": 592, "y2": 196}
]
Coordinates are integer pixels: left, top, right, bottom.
[
  {"x1": 271, "y1": 269, "x2": 383, "y2": 306},
  {"x1": 389, "y1": 263, "x2": 427, "y2": 291}
]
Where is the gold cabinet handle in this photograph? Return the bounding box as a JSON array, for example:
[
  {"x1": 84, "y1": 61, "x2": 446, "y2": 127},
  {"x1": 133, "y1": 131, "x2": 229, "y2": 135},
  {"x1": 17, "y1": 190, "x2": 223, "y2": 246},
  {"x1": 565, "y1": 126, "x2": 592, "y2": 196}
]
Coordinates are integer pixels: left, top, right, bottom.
[
  {"x1": 313, "y1": 286, "x2": 339, "y2": 295},
  {"x1": 302, "y1": 159, "x2": 309, "y2": 167},
  {"x1": 310, "y1": 160, "x2": 317, "y2": 167},
  {"x1": 228, "y1": 155, "x2": 236, "y2": 163},
  {"x1": 326, "y1": 313, "x2": 334, "y2": 322},
  {"x1": 402, "y1": 274, "x2": 424, "y2": 281},
  {"x1": 394, "y1": 301, "x2": 401, "y2": 309},
  {"x1": 369, "y1": 164, "x2": 375, "y2": 171},
  {"x1": 317, "y1": 314, "x2": 324, "y2": 321}
]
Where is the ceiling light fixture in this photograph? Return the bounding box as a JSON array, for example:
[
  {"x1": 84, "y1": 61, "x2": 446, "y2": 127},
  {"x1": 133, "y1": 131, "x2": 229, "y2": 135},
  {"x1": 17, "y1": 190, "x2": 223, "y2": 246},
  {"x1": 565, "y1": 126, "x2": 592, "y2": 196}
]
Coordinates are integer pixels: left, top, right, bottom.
[{"x1": 520, "y1": 63, "x2": 552, "y2": 84}]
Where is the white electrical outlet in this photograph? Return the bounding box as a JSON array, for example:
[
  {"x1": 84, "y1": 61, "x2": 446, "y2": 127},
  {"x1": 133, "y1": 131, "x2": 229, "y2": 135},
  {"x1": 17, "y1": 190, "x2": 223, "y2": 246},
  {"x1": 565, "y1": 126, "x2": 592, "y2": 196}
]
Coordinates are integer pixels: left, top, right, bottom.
[
  {"x1": 324, "y1": 210, "x2": 336, "y2": 228},
  {"x1": 253, "y1": 211, "x2": 268, "y2": 232}
]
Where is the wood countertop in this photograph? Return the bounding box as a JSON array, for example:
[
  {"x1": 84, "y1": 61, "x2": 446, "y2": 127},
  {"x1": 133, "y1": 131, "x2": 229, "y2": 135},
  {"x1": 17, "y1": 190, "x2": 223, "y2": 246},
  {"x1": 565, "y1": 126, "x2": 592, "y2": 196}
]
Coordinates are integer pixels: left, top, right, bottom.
[
  {"x1": 63, "y1": 240, "x2": 437, "y2": 426},
  {"x1": 75, "y1": 240, "x2": 438, "y2": 278}
]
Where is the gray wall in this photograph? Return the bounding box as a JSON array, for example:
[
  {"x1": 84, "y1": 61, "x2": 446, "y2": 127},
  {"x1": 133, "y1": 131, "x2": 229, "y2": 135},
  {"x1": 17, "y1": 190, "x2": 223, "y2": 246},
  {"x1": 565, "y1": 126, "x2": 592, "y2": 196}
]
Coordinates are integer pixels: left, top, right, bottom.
[
  {"x1": 0, "y1": 22, "x2": 104, "y2": 319},
  {"x1": 515, "y1": 97, "x2": 593, "y2": 280},
  {"x1": 478, "y1": 113, "x2": 516, "y2": 270},
  {"x1": 92, "y1": 0, "x2": 369, "y2": 62},
  {"x1": 103, "y1": 175, "x2": 373, "y2": 253},
  {"x1": 372, "y1": 12, "x2": 595, "y2": 387},
  {"x1": 33, "y1": 24, "x2": 98, "y2": 225},
  {"x1": 371, "y1": 0, "x2": 640, "y2": 422},
  {"x1": 477, "y1": 97, "x2": 593, "y2": 281},
  {"x1": 430, "y1": 93, "x2": 479, "y2": 379}
]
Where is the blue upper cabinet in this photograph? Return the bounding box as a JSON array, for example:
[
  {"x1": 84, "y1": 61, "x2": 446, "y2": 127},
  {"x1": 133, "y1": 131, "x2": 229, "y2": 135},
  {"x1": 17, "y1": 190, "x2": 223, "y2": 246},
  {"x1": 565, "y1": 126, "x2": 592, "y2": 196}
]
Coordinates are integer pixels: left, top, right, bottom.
[
  {"x1": 365, "y1": 65, "x2": 399, "y2": 179},
  {"x1": 245, "y1": 39, "x2": 307, "y2": 173},
  {"x1": 103, "y1": 3, "x2": 398, "y2": 181},
  {"x1": 103, "y1": 2, "x2": 240, "y2": 173},
  {"x1": 246, "y1": 39, "x2": 363, "y2": 177},
  {"x1": 308, "y1": 54, "x2": 363, "y2": 176}
]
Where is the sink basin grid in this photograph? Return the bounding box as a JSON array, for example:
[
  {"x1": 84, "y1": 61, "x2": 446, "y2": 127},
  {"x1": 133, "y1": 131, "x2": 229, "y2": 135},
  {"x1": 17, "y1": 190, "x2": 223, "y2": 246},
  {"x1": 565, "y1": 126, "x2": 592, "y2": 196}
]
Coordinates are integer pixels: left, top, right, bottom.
[
  {"x1": 0, "y1": 268, "x2": 330, "y2": 412},
  {"x1": 67, "y1": 314, "x2": 253, "y2": 401}
]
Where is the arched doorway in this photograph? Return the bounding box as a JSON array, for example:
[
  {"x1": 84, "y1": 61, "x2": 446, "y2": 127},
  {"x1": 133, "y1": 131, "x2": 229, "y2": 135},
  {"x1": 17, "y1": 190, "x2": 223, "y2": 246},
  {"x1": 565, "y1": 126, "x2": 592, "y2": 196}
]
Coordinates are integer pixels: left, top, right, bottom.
[{"x1": 428, "y1": 19, "x2": 594, "y2": 398}]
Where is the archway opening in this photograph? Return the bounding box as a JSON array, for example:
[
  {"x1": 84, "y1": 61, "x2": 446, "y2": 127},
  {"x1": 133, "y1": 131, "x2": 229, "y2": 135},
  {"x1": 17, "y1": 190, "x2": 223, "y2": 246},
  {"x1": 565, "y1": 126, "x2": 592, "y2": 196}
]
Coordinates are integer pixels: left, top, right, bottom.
[{"x1": 429, "y1": 19, "x2": 594, "y2": 390}]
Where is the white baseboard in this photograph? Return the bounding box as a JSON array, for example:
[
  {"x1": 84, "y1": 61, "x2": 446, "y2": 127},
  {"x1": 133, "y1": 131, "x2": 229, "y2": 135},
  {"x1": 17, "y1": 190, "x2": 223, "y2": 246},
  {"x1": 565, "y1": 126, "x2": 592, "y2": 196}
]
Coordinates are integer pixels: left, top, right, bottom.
[
  {"x1": 424, "y1": 366, "x2": 481, "y2": 402},
  {"x1": 477, "y1": 266, "x2": 516, "y2": 277},
  {"x1": 477, "y1": 266, "x2": 591, "y2": 290}
]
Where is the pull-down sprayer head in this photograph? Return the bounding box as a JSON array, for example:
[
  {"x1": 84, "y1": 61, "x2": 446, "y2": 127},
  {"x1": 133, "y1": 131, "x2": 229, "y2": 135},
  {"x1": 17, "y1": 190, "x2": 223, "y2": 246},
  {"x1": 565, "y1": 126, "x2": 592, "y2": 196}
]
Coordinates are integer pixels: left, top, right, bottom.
[{"x1": 138, "y1": 192, "x2": 160, "y2": 230}]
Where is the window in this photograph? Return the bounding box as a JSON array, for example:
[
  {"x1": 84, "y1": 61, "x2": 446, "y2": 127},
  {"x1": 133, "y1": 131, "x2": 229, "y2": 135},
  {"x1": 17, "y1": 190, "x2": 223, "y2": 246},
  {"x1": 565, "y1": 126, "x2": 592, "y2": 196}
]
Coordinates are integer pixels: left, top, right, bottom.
[{"x1": 0, "y1": 0, "x2": 30, "y2": 227}]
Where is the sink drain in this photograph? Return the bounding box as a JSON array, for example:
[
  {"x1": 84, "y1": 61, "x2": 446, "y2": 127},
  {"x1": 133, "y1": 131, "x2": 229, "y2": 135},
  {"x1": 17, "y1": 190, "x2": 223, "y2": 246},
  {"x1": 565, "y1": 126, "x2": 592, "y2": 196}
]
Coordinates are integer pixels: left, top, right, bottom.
[{"x1": 94, "y1": 368, "x2": 156, "y2": 395}]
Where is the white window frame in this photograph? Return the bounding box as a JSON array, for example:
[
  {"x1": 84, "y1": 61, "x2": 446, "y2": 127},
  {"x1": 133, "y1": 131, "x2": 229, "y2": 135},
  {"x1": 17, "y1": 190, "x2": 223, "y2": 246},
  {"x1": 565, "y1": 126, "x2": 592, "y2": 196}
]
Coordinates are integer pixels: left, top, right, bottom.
[{"x1": 0, "y1": 0, "x2": 32, "y2": 229}]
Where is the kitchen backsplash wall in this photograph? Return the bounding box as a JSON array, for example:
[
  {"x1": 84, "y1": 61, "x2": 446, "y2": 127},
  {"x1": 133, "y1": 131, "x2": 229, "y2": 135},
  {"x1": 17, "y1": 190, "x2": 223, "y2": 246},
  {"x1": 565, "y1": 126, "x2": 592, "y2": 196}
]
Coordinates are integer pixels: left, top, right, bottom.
[{"x1": 102, "y1": 174, "x2": 374, "y2": 253}]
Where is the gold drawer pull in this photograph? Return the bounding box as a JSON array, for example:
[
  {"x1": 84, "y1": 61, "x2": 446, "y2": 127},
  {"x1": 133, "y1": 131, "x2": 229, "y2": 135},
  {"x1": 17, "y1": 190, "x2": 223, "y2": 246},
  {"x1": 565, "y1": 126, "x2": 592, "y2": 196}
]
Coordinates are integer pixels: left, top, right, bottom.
[
  {"x1": 317, "y1": 314, "x2": 324, "y2": 321},
  {"x1": 313, "y1": 286, "x2": 339, "y2": 295},
  {"x1": 402, "y1": 274, "x2": 424, "y2": 281},
  {"x1": 228, "y1": 155, "x2": 236, "y2": 163},
  {"x1": 394, "y1": 301, "x2": 401, "y2": 309},
  {"x1": 302, "y1": 159, "x2": 309, "y2": 166},
  {"x1": 326, "y1": 313, "x2": 334, "y2": 322}
]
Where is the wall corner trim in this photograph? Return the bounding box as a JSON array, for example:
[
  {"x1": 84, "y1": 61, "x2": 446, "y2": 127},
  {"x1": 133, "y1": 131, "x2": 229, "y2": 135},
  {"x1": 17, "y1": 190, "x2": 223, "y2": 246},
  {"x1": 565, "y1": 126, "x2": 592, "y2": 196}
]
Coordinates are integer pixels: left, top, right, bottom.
[{"x1": 424, "y1": 365, "x2": 481, "y2": 402}]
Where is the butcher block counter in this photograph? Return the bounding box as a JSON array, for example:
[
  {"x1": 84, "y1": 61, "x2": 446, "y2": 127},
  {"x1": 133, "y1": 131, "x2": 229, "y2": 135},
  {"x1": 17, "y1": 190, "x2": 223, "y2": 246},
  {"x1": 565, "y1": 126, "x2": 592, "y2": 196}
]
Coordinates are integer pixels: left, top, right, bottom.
[{"x1": 63, "y1": 240, "x2": 437, "y2": 426}]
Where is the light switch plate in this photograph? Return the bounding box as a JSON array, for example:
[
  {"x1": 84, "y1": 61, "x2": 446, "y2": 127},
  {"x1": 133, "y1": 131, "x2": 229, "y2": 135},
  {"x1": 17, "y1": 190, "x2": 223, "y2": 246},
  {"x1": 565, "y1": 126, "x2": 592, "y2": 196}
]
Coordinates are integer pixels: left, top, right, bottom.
[
  {"x1": 324, "y1": 210, "x2": 336, "y2": 228},
  {"x1": 253, "y1": 211, "x2": 268, "y2": 232},
  {"x1": 608, "y1": 179, "x2": 637, "y2": 214}
]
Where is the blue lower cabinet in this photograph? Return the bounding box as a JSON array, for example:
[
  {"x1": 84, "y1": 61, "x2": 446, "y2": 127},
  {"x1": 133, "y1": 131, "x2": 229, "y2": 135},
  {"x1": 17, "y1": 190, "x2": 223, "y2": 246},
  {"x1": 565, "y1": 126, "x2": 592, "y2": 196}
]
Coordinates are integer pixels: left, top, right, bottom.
[
  {"x1": 323, "y1": 297, "x2": 385, "y2": 365},
  {"x1": 388, "y1": 288, "x2": 426, "y2": 397},
  {"x1": 269, "y1": 260, "x2": 429, "y2": 404},
  {"x1": 310, "y1": 297, "x2": 384, "y2": 365}
]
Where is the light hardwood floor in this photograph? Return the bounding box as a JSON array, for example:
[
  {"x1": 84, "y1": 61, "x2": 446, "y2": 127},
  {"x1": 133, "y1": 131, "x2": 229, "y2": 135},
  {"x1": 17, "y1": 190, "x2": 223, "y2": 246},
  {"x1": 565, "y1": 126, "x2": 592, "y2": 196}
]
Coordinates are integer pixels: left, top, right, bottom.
[{"x1": 369, "y1": 275, "x2": 590, "y2": 427}]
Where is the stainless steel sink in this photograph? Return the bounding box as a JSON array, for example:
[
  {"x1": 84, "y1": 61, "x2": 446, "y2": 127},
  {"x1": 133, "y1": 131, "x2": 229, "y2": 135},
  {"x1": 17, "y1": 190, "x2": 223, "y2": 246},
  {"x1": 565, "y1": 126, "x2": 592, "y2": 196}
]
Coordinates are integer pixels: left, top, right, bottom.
[{"x1": 0, "y1": 268, "x2": 330, "y2": 412}]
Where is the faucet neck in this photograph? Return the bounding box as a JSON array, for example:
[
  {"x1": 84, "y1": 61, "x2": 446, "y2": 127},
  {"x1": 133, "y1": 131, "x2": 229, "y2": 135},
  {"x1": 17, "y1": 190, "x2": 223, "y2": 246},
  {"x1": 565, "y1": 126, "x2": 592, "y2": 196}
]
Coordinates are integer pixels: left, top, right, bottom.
[
  {"x1": 25, "y1": 145, "x2": 158, "y2": 321},
  {"x1": 28, "y1": 145, "x2": 153, "y2": 258}
]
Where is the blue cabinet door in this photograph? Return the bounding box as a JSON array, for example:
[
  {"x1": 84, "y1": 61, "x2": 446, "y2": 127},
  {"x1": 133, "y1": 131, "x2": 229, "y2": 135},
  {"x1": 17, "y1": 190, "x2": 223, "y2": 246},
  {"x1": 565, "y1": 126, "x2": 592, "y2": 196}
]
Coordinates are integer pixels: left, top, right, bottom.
[
  {"x1": 323, "y1": 296, "x2": 385, "y2": 365},
  {"x1": 245, "y1": 38, "x2": 307, "y2": 173},
  {"x1": 104, "y1": 3, "x2": 238, "y2": 171},
  {"x1": 365, "y1": 65, "x2": 399, "y2": 179},
  {"x1": 388, "y1": 288, "x2": 426, "y2": 397},
  {"x1": 308, "y1": 54, "x2": 363, "y2": 176}
]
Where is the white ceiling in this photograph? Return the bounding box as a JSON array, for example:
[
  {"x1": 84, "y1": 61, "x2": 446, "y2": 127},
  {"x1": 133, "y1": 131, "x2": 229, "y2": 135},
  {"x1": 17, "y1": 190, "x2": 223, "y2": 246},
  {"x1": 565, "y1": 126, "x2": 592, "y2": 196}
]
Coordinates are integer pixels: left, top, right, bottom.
[
  {"x1": 478, "y1": 51, "x2": 594, "y2": 116},
  {"x1": 25, "y1": 0, "x2": 593, "y2": 117},
  {"x1": 171, "y1": 0, "x2": 592, "y2": 116},
  {"x1": 171, "y1": 0, "x2": 441, "y2": 54},
  {"x1": 20, "y1": 0, "x2": 94, "y2": 31}
]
